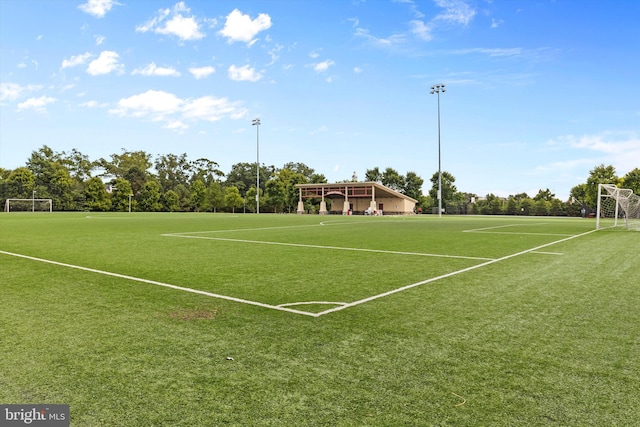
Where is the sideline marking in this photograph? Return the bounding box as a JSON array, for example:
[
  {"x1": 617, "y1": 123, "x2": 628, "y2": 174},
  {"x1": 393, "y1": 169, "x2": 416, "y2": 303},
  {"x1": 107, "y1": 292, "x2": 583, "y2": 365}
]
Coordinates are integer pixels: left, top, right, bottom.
[
  {"x1": 0, "y1": 250, "x2": 318, "y2": 318},
  {"x1": 161, "y1": 234, "x2": 495, "y2": 261}
]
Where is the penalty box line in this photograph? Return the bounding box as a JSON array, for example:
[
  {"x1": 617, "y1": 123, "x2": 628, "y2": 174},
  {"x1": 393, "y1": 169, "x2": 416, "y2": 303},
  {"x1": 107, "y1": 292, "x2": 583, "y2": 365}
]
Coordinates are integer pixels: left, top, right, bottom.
[
  {"x1": 313, "y1": 229, "x2": 598, "y2": 316},
  {"x1": 0, "y1": 250, "x2": 320, "y2": 318},
  {"x1": 161, "y1": 233, "x2": 494, "y2": 262}
]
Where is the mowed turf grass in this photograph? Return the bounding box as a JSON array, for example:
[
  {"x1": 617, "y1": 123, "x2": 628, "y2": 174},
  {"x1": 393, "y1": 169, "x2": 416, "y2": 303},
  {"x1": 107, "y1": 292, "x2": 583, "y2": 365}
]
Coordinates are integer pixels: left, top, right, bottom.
[{"x1": 1, "y1": 213, "x2": 639, "y2": 426}]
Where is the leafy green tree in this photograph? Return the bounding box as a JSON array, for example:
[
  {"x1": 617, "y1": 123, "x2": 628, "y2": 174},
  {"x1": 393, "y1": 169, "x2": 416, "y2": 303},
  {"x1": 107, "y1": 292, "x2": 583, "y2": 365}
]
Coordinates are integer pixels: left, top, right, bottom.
[
  {"x1": 309, "y1": 173, "x2": 327, "y2": 184},
  {"x1": 124, "y1": 166, "x2": 148, "y2": 197},
  {"x1": 505, "y1": 197, "x2": 518, "y2": 215},
  {"x1": 225, "y1": 162, "x2": 255, "y2": 196},
  {"x1": 85, "y1": 177, "x2": 111, "y2": 211},
  {"x1": 365, "y1": 167, "x2": 382, "y2": 183},
  {"x1": 139, "y1": 181, "x2": 162, "y2": 212},
  {"x1": 224, "y1": 186, "x2": 244, "y2": 213},
  {"x1": 265, "y1": 178, "x2": 286, "y2": 213},
  {"x1": 550, "y1": 199, "x2": 565, "y2": 216},
  {"x1": 99, "y1": 149, "x2": 152, "y2": 179},
  {"x1": 111, "y1": 178, "x2": 133, "y2": 212},
  {"x1": 569, "y1": 183, "x2": 588, "y2": 216},
  {"x1": 282, "y1": 162, "x2": 315, "y2": 180},
  {"x1": 155, "y1": 153, "x2": 190, "y2": 192},
  {"x1": 189, "y1": 179, "x2": 207, "y2": 212},
  {"x1": 533, "y1": 188, "x2": 555, "y2": 202},
  {"x1": 162, "y1": 190, "x2": 180, "y2": 212},
  {"x1": 585, "y1": 164, "x2": 618, "y2": 208},
  {"x1": 533, "y1": 199, "x2": 551, "y2": 216},
  {"x1": 428, "y1": 171, "x2": 457, "y2": 209},
  {"x1": 190, "y1": 158, "x2": 224, "y2": 185},
  {"x1": 403, "y1": 171, "x2": 424, "y2": 200},
  {"x1": 1, "y1": 167, "x2": 36, "y2": 199},
  {"x1": 60, "y1": 148, "x2": 95, "y2": 182},
  {"x1": 520, "y1": 198, "x2": 533, "y2": 216},
  {"x1": 621, "y1": 168, "x2": 640, "y2": 193},
  {"x1": 206, "y1": 182, "x2": 225, "y2": 212},
  {"x1": 381, "y1": 167, "x2": 405, "y2": 192}
]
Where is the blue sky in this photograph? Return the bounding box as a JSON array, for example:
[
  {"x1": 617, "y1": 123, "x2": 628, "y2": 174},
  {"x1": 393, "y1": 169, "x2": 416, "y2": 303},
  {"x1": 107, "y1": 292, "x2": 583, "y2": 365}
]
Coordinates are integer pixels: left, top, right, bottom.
[{"x1": 1, "y1": 0, "x2": 638, "y2": 200}]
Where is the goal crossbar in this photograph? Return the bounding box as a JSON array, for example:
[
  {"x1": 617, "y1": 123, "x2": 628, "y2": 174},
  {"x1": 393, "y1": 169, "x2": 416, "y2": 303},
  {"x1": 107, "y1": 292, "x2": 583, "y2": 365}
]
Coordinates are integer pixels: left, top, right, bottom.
[{"x1": 4, "y1": 198, "x2": 53, "y2": 213}]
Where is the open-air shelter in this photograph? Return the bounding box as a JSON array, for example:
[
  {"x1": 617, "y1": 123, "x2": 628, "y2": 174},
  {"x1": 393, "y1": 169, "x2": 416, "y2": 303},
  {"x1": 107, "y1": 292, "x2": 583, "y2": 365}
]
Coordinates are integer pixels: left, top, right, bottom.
[{"x1": 295, "y1": 182, "x2": 417, "y2": 215}]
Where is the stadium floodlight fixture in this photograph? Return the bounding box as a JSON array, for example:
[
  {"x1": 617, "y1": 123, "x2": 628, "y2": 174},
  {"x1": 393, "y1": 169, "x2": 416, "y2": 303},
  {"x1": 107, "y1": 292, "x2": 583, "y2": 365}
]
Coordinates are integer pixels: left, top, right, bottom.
[
  {"x1": 430, "y1": 83, "x2": 445, "y2": 217},
  {"x1": 252, "y1": 118, "x2": 261, "y2": 214}
]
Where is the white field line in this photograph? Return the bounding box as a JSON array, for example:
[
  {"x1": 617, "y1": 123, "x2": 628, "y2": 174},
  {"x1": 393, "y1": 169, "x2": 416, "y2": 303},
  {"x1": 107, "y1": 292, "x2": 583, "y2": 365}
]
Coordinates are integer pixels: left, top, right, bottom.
[
  {"x1": 1, "y1": 228, "x2": 595, "y2": 319},
  {"x1": 465, "y1": 231, "x2": 574, "y2": 237},
  {"x1": 531, "y1": 251, "x2": 564, "y2": 256},
  {"x1": 463, "y1": 223, "x2": 549, "y2": 232},
  {"x1": 312, "y1": 229, "x2": 597, "y2": 317},
  {"x1": 160, "y1": 234, "x2": 495, "y2": 261},
  {"x1": 166, "y1": 223, "x2": 324, "y2": 235},
  {"x1": 278, "y1": 301, "x2": 348, "y2": 308},
  {"x1": 0, "y1": 250, "x2": 319, "y2": 318}
]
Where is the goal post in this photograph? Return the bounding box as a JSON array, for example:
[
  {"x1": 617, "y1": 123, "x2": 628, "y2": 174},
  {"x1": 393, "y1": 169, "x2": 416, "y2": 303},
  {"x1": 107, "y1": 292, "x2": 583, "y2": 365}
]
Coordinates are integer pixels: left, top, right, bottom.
[
  {"x1": 596, "y1": 184, "x2": 640, "y2": 230},
  {"x1": 4, "y1": 198, "x2": 53, "y2": 213}
]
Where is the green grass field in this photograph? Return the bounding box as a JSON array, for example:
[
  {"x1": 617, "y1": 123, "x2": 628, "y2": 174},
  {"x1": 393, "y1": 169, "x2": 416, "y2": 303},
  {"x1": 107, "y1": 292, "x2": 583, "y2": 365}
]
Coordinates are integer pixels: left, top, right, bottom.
[{"x1": 1, "y1": 213, "x2": 638, "y2": 426}]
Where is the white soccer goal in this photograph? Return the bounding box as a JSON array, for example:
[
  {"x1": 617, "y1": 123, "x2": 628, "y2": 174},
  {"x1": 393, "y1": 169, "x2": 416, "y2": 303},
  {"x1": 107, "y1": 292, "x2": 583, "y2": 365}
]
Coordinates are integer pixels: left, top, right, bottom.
[
  {"x1": 4, "y1": 198, "x2": 53, "y2": 213},
  {"x1": 596, "y1": 184, "x2": 640, "y2": 230}
]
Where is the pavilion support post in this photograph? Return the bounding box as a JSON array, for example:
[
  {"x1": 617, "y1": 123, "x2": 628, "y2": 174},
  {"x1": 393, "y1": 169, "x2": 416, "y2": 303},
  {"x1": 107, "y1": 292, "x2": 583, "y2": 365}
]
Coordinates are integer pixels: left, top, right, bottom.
[
  {"x1": 369, "y1": 184, "x2": 377, "y2": 213},
  {"x1": 319, "y1": 188, "x2": 328, "y2": 214},
  {"x1": 343, "y1": 186, "x2": 350, "y2": 215},
  {"x1": 297, "y1": 188, "x2": 305, "y2": 214}
]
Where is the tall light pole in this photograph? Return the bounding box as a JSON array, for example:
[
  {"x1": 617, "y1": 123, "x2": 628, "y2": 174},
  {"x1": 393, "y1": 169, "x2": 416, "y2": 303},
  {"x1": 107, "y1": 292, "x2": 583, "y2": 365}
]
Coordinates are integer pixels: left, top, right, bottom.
[
  {"x1": 128, "y1": 194, "x2": 133, "y2": 213},
  {"x1": 430, "y1": 83, "x2": 445, "y2": 217},
  {"x1": 32, "y1": 190, "x2": 36, "y2": 213},
  {"x1": 252, "y1": 118, "x2": 261, "y2": 214}
]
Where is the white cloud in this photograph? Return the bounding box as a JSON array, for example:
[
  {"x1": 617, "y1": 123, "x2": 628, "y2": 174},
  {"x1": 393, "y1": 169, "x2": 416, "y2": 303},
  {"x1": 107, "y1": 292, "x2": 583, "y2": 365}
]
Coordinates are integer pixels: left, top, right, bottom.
[
  {"x1": 228, "y1": 64, "x2": 263, "y2": 82},
  {"x1": 410, "y1": 20, "x2": 432, "y2": 41},
  {"x1": 61, "y1": 52, "x2": 92, "y2": 69},
  {"x1": 136, "y1": 2, "x2": 205, "y2": 41},
  {"x1": 17, "y1": 96, "x2": 56, "y2": 112},
  {"x1": 109, "y1": 90, "x2": 247, "y2": 130},
  {"x1": 354, "y1": 27, "x2": 406, "y2": 47},
  {"x1": 79, "y1": 100, "x2": 103, "y2": 108},
  {"x1": 189, "y1": 66, "x2": 215, "y2": 79},
  {"x1": 87, "y1": 51, "x2": 123, "y2": 75},
  {"x1": 78, "y1": 0, "x2": 119, "y2": 18},
  {"x1": 182, "y1": 96, "x2": 248, "y2": 121},
  {"x1": 131, "y1": 63, "x2": 181, "y2": 77},
  {"x1": 353, "y1": 66, "x2": 363, "y2": 74},
  {"x1": 491, "y1": 18, "x2": 503, "y2": 28},
  {"x1": 164, "y1": 120, "x2": 189, "y2": 131},
  {"x1": 218, "y1": 9, "x2": 272, "y2": 44},
  {"x1": 553, "y1": 132, "x2": 640, "y2": 175},
  {"x1": 434, "y1": 0, "x2": 476, "y2": 26},
  {"x1": 451, "y1": 47, "x2": 523, "y2": 57},
  {"x1": 312, "y1": 60, "x2": 335, "y2": 73},
  {"x1": 0, "y1": 82, "x2": 41, "y2": 101},
  {"x1": 354, "y1": 0, "x2": 475, "y2": 48},
  {"x1": 95, "y1": 35, "x2": 106, "y2": 45},
  {"x1": 309, "y1": 51, "x2": 320, "y2": 59}
]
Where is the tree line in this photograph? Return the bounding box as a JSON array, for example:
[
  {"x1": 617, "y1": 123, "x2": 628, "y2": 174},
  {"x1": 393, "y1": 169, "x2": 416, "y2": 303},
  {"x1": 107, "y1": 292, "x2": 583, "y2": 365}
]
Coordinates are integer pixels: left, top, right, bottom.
[
  {"x1": 1, "y1": 145, "x2": 638, "y2": 215},
  {"x1": 423, "y1": 164, "x2": 640, "y2": 216}
]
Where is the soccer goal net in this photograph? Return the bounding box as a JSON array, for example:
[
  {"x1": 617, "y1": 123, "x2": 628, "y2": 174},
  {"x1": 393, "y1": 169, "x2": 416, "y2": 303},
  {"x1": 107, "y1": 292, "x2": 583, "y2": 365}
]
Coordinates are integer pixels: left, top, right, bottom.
[
  {"x1": 596, "y1": 184, "x2": 640, "y2": 230},
  {"x1": 4, "y1": 198, "x2": 53, "y2": 213}
]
